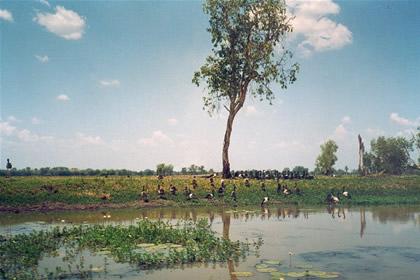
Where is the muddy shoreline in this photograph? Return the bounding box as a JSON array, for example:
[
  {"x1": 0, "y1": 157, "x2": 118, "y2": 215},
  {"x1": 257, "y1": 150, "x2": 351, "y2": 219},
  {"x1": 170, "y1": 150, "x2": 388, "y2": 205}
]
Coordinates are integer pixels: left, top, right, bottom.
[{"x1": 0, "y1": 200, "x2": 174, "y2": 213}]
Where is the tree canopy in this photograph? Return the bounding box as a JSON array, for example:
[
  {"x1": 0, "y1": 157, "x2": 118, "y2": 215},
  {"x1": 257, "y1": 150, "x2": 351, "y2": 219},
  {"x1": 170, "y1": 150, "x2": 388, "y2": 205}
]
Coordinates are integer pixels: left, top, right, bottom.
[
  {"x1": 156, "y1": 163, "x2": 174, "y2": 176},
  {"x1": 364, "y1": 136, "x2": 414, "y2": 174},
  {"x1": 315, "y1": 140, "x2": 338, "y2": 176},
  {"x1": 193, "y1": 0, "x2": 298, "y2": 177}
]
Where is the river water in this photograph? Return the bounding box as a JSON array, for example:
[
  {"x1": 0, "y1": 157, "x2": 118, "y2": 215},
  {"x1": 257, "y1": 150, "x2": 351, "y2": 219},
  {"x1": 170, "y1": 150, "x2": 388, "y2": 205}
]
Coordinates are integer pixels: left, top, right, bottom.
[{"x1": 1, "y1": 206, "x2": 420, "y2": 279}]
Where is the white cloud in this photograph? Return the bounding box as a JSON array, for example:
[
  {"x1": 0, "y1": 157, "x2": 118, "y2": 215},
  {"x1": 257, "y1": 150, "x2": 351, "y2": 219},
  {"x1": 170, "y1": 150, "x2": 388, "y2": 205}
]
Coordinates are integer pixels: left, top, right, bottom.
[
  {"x1": 168, "y1": 118, "x2": 178, "y2": 125},
  {"x1": 390, "y1": 112, "x2": 419, "y2": 127},
  {"x1": 7, "y1": 115, "x2": 20, "y2": 123},
  {"x1": 287, "y1": 0, "x2": 352, "y2": 57},
  {"x1": 35, "y1": 55, "x2": 49, "y2": 63},
  {"x1": 56, "y1": 94, "x2": 70, "y2": 101},
  {"x1": 332, "y1": 116, "x2": 352, "y2": 140},
  {"x1": 0, "y1": 121, "x2": 53, "y2": 143},
  {"x1": 139, "y1": 130, "x2": 174, "y2": 147},
  {"x1": 341, "y1": 116, "x2": 351, "y2": 124},
  {"x1": 0, "y1": 122, "x2": 16, "y2": 136},
  {"x1": 334, "y1": 123, "x2": 348, "y2": 138},
  {"x1": 39, "y1": 0, "x2": 51, "y2": 7},
  {"x1": 34, "y1": 6, "x2": 86, "y2": 40},
  {"x1": 0, "y1": 9, "x2": 13, "y2": 22},
  {"x1": 76, "y1": 133, "x2": 104, "y2": 145},
  {"x1": 99, "y1": 79, "x2": 120, "y2": 87},
  {"x1": 17, "y1": 129, "x2": 40, "y2": 142},
  {"x1": 31, "y1": 117, "x2": 42, "y2": 125},
  {"x1": 275, "y1": 140, "x2": 306, "y2": 150},
  {"x1": 246, "y1": 105, "x2": 258, "y2": 116}
]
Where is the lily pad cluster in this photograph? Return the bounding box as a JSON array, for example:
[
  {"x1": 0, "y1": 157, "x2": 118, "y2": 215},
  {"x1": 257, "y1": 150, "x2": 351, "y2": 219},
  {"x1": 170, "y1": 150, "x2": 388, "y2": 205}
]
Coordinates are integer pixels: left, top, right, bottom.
[
  {"x1": 231, "y1": 259, "x2": 340, "y2": 279},
  {"x1": 0, "y1": 219, "x2": 254, "y2": 280}
]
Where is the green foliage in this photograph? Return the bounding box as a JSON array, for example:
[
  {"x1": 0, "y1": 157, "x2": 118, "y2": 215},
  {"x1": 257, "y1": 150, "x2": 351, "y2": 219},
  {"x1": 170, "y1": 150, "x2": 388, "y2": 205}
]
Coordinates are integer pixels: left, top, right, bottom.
[
  {"x1": 315, "y1": 140, "x2": 338, "y2": 176},
  {"x1": 0, "y1": 167, "x2": 156, "y2": 177},
  {"x1": 0, "y1": 220, "x2": 252, "y2": 279},
  {"x1": 193, "y1": 0, "x2": 299, "y2": 115},
  {"x1": 292, "y1": 166, "x2": 308, "y2": 174},
  {"x1": 156, "y1": 163, "x2": 174, "y2": 176},
  {"x1": 364, "y1": 136, "x2": 414, "y2": 174},
  {"x1": 180, "y1": 164, "x2": 208, "y2": 175}
]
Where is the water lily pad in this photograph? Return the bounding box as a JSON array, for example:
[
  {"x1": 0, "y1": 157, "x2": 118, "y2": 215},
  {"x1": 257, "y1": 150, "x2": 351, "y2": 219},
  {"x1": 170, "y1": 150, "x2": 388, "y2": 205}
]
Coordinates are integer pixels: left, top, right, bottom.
[
  {"x1": 136, "y1": 243, "x2": 156, "y2": 248},
  {"x1": 144, "y1": 244, "x2": 169, "y2": 252},
  {"x1": 168, "y1": 244, "x2": 183, "y2": 248},
  {"x1": 270, "y1": 271, "x2": 287, "y2": 278},
  {"x1": 256, "y1": 267, "x2": 278, "y2": 273},
  {"x1": 90, "y1": 266, "x2": 103, "y2": 272},
  {"x1": 287, "y1": 271, "x2": 306, "y2": 277},
  {"x1": 256, "y1": 263, "x2": 270, "y2": 269},
  {"x1": 307, "y1": 271, "x2": 340, "y2": 278},
  {"x1": 231, "y1": 271, "x2": 253, "y2": 277},
  {"x1": 263, "y1": 259, "x2": 282, "y2": 265},
  {"x1": 294, "y1": 263, "x2": 313, "y2": 269},
  {"x1": 97, "y1": 249, "x2": 111, "y2": 255}
]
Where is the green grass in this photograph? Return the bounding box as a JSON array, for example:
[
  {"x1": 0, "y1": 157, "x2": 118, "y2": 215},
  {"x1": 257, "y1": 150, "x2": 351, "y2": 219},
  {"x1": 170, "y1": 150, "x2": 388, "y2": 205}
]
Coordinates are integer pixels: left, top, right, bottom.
[
  {"x1": 0, "y1": 219, "x2": 255, "y2": 279},
  {"x1": 1, "y1": 175, "x2": 420, "y2": 209}
]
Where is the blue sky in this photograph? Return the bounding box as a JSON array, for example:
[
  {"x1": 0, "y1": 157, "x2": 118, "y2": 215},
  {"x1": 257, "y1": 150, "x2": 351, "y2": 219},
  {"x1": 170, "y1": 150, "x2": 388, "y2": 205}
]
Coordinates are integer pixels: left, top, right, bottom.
[{"x1": 1, "y1": 0, "x2": 419, "y2": 171}]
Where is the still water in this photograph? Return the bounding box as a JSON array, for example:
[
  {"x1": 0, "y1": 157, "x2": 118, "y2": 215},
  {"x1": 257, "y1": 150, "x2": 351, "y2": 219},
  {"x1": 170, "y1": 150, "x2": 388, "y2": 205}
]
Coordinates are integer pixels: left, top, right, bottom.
[{"x1": 1, "y1": 206, "x2": 420, "y2": 279}]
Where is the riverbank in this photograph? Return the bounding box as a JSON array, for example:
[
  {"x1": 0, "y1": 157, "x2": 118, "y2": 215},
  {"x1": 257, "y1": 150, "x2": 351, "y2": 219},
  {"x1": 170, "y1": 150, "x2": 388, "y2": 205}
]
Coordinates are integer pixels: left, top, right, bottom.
[{"x1": 1, "y1": 175, "x2": 420, "y2": 212}]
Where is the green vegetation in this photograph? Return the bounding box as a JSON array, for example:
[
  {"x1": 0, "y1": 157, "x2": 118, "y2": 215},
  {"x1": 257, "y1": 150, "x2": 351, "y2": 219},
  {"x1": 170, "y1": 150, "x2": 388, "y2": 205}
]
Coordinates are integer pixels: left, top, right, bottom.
[
  {"x1": 315, "y1": 140, "x2": 338, "y2": 176},
  {"x1": 230, "y1": 259, "x2": 341, "y2": 279},
  {"x1": 156, "y1": 163, "x2": 174, "y2": 176},
  {"x1": 1, "y1": 175, "x2": 420, "y2": 210},
  {"x1": 0, "y1": 219, "x2": 255, "y2": 279},
  {"x1": 193, "y1": 0, "x2": 299, "y2": 178},
  {"x1": 0, "y1": 164, "x2": 213, "y2": 177},
  {"x1": 364, "y1": 136, "x2": 415, "y2": 175}
]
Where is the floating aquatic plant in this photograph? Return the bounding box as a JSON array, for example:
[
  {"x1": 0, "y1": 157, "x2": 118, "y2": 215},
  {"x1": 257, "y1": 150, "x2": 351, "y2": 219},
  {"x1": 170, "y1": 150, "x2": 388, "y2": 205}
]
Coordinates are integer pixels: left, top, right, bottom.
[
  {"x1": 230, "y1": 271, "x2": 254, "y2": 277},
  {"x1": 0, "y1": 219, "x2": 257, "y2": 280}
]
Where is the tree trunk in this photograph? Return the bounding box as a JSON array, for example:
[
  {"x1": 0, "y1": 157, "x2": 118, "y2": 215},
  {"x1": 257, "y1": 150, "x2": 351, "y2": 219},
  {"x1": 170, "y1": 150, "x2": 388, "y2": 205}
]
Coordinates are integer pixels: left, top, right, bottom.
[
  {"x1": 222, "y1": 110, "x2": 236, "y2": 178},
  {"x1": 358, "y1": 134, "x2": 365, "y2": 175}
]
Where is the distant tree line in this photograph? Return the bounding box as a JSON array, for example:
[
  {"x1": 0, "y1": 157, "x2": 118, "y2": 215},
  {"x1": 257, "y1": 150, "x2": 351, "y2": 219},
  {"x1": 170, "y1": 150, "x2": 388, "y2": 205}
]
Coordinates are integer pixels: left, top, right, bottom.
[
  {"x1": 3, "y1": 128, "x2": 419, "y2": 177},
  {"x1": 363, "y1": 134, "x2": 418, "y2": 175},
  {"x1": 313, "y1": 128, "x2": 420, "y2": 176},
  {"x1": 0, "y1": 167, "x2": 155, "y2": 177}
]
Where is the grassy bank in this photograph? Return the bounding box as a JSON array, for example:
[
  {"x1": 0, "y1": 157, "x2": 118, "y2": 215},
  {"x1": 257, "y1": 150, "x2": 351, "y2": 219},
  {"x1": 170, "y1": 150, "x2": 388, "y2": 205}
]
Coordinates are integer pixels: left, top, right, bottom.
[{"x1": 1, "y1": 175, "x2": 420, "y2": 211}]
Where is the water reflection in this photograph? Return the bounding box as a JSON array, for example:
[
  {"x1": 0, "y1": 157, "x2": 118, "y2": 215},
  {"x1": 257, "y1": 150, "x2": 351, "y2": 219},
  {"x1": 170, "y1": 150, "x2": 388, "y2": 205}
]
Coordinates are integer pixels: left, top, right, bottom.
[
  {"x1": 360, "y1": 208, "x2": 366, "y2": 238},
  {"x1": 371, "y1": 206, "x2": 420, "y2": 224},
  {"x1": 1, "y1": 205, "x2": 420, "y2": 232},
  {"x1": 1, "y1": 205, "x2": 420, "y2": 280}
]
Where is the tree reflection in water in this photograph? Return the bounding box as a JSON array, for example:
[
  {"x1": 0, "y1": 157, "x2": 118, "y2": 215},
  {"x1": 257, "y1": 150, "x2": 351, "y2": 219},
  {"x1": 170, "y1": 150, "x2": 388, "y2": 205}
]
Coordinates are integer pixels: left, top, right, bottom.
[{"x1": 360, "y1": 208, "x2": 366, "y2": 238}]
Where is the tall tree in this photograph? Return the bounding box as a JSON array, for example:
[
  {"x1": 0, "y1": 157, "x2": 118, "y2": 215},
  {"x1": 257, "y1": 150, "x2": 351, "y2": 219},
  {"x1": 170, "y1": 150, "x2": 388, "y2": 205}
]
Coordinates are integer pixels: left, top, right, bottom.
[
  {"x1": 365, "y1": 136, "x2": 413, "y2": 174},
  {"x1": 358, "y1": 134, "x2": 365, "y2": 175},
  {"x1": 315, "y1": 140, "x2": 338, "y2": 176},
  {"x1": 193, "y1": 0, "x2": 299, "y2": 178}
]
